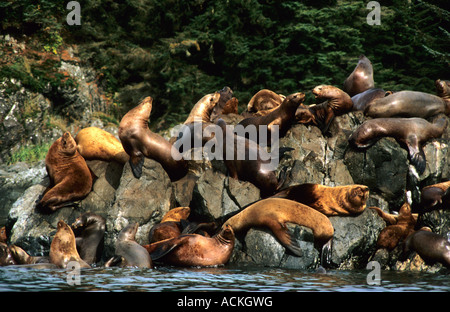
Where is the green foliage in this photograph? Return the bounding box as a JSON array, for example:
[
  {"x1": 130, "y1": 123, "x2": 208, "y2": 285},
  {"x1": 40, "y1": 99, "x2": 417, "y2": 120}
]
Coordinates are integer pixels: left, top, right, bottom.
[{"x1": 7, "y1": 142, "x2": 52, "y2": 165}]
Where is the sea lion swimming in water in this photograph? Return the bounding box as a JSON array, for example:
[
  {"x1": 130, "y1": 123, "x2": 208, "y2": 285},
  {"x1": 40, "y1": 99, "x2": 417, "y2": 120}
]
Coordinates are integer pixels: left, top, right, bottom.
[
  {"x1": 118, "y1": 96, "x2": 188, "y2": 181},
  {"x1": 348, "y1": 116, "x2": 448, "y2": 174},
  {"x1": 343, "y1": 54, "x2": 375, "y2": 97}
]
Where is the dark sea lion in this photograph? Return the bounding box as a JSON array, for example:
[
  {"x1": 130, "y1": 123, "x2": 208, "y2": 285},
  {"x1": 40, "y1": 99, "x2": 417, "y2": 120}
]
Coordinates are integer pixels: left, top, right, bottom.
[
  {"x1": 0, "y1": 226, "x2": 6, "y2": 243},
  {"x1": 348, "y1": 117, "x2": 448, "y2": 174},
  {"x1": 0, "y1": 242, "x2": 16, "y2": 266},
  {"x1": 216, "y1": 119, "x2": 291, "y2": 197},
  {"x1": 50, "y1": 220, "x2": 90, "y2": 268},
  {"x1": 343, "y1": 54, "x2": 375, "y2": 97},
  {"x1": 403, "y1": 229, "x2": 450, "y2": 268},
  {"x1": 106, "y1": 222, "x2": 152, "y2": 268},
  {"x1": 371, "y1": 202, "x2": 418, "y2": 250},
  {"x1": 37, "y1": 132, "x2": 93, "y2": 213},
  {"x1": 311, "y1": 85, "x2": 353, "y2": 132},
  {"x1": 210, "y1": 86, "x2": 238, "y2": 121},
  {"x1": 237, "y1": 92, "x2": 305, "y2": 143},
  {"x1": 435, "y1": 79, "x2": 450, "y2": 99},
  {"x1": 246, "y1": 89, "x2": 285, "y2": 114},
  {"x1": 75, "y1": 127, "x2": 129, "y2": 164},
  {"x1": 364, "y1": 91, "x2": 450, "y2": 118},
  {"x1": 223, "y1": 198, "x2": 334, "y2": 256},
  {"x1": 71, "y1": 212, "x2": 106, "y2": 264},
  {"x1": 9, "y1": 245, "x2": 50, "y2": 265},
  {"x1": 143, "y1": 224, "x2": 235, "y2": 267},
  {"x1": 351, "y1": 88, "x2": 392, "y2": 111},
  {"x1": 417, "y1": 181, "x2": 450, "y2": 212},
  {"x1": 118, "y1": 96, "x2": 188, "y2": 181},
  {"x1": 272, "y1": 183, "x2": 369, "y2": 216}
]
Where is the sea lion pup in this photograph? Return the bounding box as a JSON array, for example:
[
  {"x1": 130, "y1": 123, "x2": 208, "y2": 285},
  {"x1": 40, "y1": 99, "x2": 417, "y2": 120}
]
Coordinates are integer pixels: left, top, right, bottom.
[
  {"x1": 71, "y1": 212, "x2": 106, "y2": 265},
  {"x1": 416, "y1": 181, "x2": 450, "y2": 212},
  {"x1": 210, "y1": 86, "x2": 239, "y2": 121},
  {"x1": 245, "y1": 89, "x2": 286, "y2": 115},
  {"x1": 36, "y1": 132, "x2": 93, "y2": 213},
  {"x1": 216, "y1": 118, "x2": 291, "y2": 197},
  {"x1": 237, "y1": 92, "x2": 306, "y2": 144},
  {"x1": 118, "y1": 96, "x2": 188, "y2": 181},
  {"x1": 271, "y1": 183, "x2": 369, "y2": 216},
  {"x1": 311, "y1": 85, "x2": 353, "y2": 133},
  {"x1": 364, "y1": 90, "x2": 450, "y2": 118},
  {"x1": 351, "y1": 88, "x2": 393, "y2": 111},
  {"x1": 106, "y1": 222, "x2": 152, "y2": 268},
  {"x1": 9, "y1": 245, "x2": 50, "y2": 265},
  {"x1": 348, "y1": 117, "x2": 448, "y2": 174},
  {"x1": 343, "y1": 54, "x2": 375, "y2": 97},
  {"x1": 50, "y1": 220, "x2": 90, "y2": 269},
  {"x1": 370, "y1": 202, "x2": 418, "y2": 250},
  {"x1": 403, "y1": 229, "x2": 450, "y2": 268},
  {"x1": 222, "y1": 198, "x2": 334, "y2": 256},
  {"x1": 435, "y1": 79, "x2": 450, "y2": 99},
  {"x1": 75, "y1": 127, "x2": 129, "y2": 164},
  {"x1": 143, "y1": 225, "x2": 235, "y2": 267},
  {"x1": 175, "y1": 91, "x2": 222, "y2": 153}
]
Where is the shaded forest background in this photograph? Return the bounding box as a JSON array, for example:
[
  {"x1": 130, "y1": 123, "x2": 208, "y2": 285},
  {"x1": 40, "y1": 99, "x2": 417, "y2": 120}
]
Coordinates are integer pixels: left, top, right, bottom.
[{"x1": 1, "y1": 0, "x2": 449, "y2": 130}]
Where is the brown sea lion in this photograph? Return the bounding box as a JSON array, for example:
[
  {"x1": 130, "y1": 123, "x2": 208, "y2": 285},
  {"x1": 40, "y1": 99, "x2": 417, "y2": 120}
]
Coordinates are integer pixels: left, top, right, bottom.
[
  {"x1": 210, "y1": 86, "x2": 238, "y2": 121},
  {"x1": 370, "y1": 202, "x2": 418, "y2": 250},
  {"x1": 237, "y1": 92, "x2": 306, "y2": 144},
  {"x1": 403, "y1": 229, "x2": 450, "y2": 268},
  {"x1": 9, "y1": 245, "x2": 50, "y2": 265},
  {"x1": 71, "y1": 212, "x2": 106, "y2": 264},
  {"x1": 348, "y1": 117, "x2": 448, "y2": 174},
  {"x1": 351, "y1": 88, "x2": 392, "y2": 111},
  {"x1": 311, "y1": 85, "x2": 353, "y2": 133},
  {"x1": 0, "y1": 242, "x2": 16, "y2": 266},
  {"x1": 246, "y1": 89, "x2": 285, "y2": 114},
  {"x1": 143, "y1": 224, "x2": 235, "y2": 267},
  {"x1": 118, "y1": 96, "x2": 188, "y2": 181},
  {"x1": 106, "y1": 222, "x2": 152, "y2": 268},
  {"x1": 272, "y1": 183, "x2": 369, "y2": 216},
  {"x1": 223, "y1": 198, "x2": 334, "y2": 256},
  {"x1": 148, "y1": 207, "x2": 191, "y2": 243},
  {"x1": 50, "y1": 220, "x2": 90, "y2": 268},
  {"x1": 364, "y1": 91, "x2": 450, "y2": 118},
  {"x1": 37, "y1": 132, "x2": 93, "y2": 213},
  {"x1": 435, "y1": 79, "x2": 450, "y2": 99},
  {"x1": 343, "y1": 54, "x2": 375, "y2": 97},
  {"x1": 0, "y1": 226, "x2": 6, "y2": 244},
  {"x1": 75, "y1": 127, "x2": 129, "y2": 164},
  {"x1": 417, "y1": 181, "x2": 450, "y2": 212},
  {"x1": 216, "y1": 119, "x2": 291, "y2": 197}
]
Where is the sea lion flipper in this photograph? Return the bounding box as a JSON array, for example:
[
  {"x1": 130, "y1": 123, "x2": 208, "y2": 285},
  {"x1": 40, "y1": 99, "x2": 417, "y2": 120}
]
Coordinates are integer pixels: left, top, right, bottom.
[
  {"x1": 180, "y1": 220, "x2": 200, "y2": 234},
  {"x1": 406, "y1": 140, "x2": 426, "y2": 174},
  {"x1": 149, "y1": 237, "x2": 185, "y2": 261},
  {"x1": 273, "y1": 222, "x2": 303, "y2": 257},
  {"x1": 129, "y1": 155, "x2": 145, "y2": 179}
]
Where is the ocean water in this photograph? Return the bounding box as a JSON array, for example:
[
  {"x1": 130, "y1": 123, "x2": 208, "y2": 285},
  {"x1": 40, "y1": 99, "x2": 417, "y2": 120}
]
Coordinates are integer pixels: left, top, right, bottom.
[{"x1": 0, "y1": 264, "x2": 448, "y2": 292}]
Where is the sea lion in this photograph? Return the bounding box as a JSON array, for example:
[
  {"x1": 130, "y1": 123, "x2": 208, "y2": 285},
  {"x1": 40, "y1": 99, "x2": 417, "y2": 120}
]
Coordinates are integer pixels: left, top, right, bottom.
[
  {"x1": 403, "y1": 229, "x2": 450, "y2": 268},
  {"x1": 210, "y1": 86, "x2": 239, "y2": 121},
  {"x1": 106, "y1": 222, "x2": 152, "y2": 268},
  {"x1": 75, "y1": 127, "x2": 129, "y2": 164},
  {"x1": 364, "y1": 91, "x2": 450, "y2": 118},
  {"x1": 435, "y1": 79, "x2": 450, "y2": 99},
  {"x1": 216, "y1": 118, "x2": 291, "y2": 197},
  {"x1": 37, "y1": 132, "x2": 93, "y2": 213},
  {"x1": 348, "y1": 117, "x2": 448, "y2": 174},
  {"x1": 118, "y1": 96, "x2": 188, "y2": 181},
  {"x1": 245, "y1": 89, "x2": 285, "y2": 114},
  {"x1": 272, "y1": 183, "x2": 370, "y2": 216},
  {"x1": 417, "y1": 181, "x2": 450, "y2": 212},
  {"x1": 0, "y1": 226, "x2": 6, "y2": 243},
  {"x1": 351, "y1": 88, "x2": 392, "y2": 111},
  {"x1": 9, "y1": 245, "x2": 50, "y2": 265},
  {"x1": 0, "y1": 242, "x2": 16, "y2": 266},
  {"x1": 222, "y1": 198, "x2": 334, "y2": 256},
  {"x1": 50, "y1": 220, "x2": 90, "y2": 268},
  {"x1": 148, "y1": 207, "x2": 191, "y2": 243},
  {"x1": 343, "y1": 54, "x2": 375, "y2": 97},
  {"x1": 370, "y1": 202, "x2": 418, "y2": 250},
  {"x1": 237, "y1": 92, "x2": 306, "y2": 144},
  {"x1": 71, "y1": 212, "x2": 106, "y2": 264},
  {"x1": 143, "y1": 224, "x2": 235, "y2": 267},
  {"x1": 311, "y1": 85, "x2": 353, "y2": 133}
]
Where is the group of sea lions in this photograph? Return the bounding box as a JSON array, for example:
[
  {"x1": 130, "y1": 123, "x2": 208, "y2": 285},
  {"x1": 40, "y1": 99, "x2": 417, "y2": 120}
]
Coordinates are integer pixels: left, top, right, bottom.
[{"x1": 2, "y1": 55, "x2": 450, "y2": 271}]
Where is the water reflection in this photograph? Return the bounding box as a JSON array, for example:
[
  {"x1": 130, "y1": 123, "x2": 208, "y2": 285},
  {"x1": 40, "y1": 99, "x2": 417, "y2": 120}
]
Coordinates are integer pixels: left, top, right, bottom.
[{"x1": 0, "y1": 265, "x2": 448, "y2": 292}]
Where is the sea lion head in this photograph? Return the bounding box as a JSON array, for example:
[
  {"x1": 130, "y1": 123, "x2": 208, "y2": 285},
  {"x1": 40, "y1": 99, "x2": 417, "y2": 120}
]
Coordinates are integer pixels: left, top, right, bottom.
[
  {"x1": 60, "y1": 132, "x2": 77, "y2": 155},
  {"x1": 285, "y1": 92, "x2": 306, "y2": 108},
  {"x1": 295, "y1": 105, "x2": 315, "y2": 124},
  {"x1": 346, "y1": 185, "x2": 370, "y2": 213},
  {"x1": 161, "y1": 207, "x2": 190, "y2": 222},
  {"x1": 71, "y1": 212, "x2": 106, "y2": 232},
  {"x1": 435, "y1": 79, "x2": 450, "y2": 99},
  {"x1": 118, "y1": 222, "x2": 139, "y2": 242},
  {"x1": 312, "y1": 85, "x2": 346, "y2": 101},
  {"x1": 217, "y1": 224, "x2": 235, "y2": 244}
]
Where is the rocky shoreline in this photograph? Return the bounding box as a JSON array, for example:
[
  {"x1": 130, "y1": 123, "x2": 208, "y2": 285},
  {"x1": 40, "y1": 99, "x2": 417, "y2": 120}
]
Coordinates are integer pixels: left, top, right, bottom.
[{"x1": 2, "y1": 110, "x2": 449, "y2": 272}]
